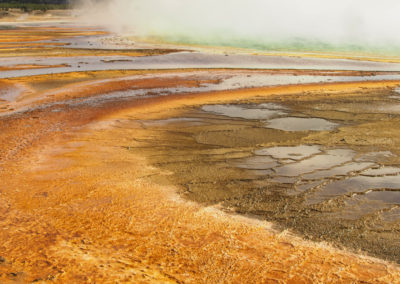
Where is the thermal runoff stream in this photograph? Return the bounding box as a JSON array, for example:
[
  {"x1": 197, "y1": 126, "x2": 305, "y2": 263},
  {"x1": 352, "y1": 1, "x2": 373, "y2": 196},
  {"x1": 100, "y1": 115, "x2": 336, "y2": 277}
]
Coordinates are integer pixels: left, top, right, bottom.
[{"x1": 0, "y1": 2, "x2": 400, "y2": 283}]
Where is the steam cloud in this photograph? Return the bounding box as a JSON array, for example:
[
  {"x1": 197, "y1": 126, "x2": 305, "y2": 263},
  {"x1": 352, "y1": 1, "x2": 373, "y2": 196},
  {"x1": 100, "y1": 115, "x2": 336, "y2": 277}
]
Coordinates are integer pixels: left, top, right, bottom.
[{"x1": 75, "y1": 0, "x2": 400, "y2": 53}]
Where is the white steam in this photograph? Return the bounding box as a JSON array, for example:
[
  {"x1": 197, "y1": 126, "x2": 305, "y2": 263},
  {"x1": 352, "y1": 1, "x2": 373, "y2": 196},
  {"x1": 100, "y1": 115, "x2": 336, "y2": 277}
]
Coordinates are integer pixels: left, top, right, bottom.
[{"x1": 75, "y1": 0, "x2": 400, "y2": 52}]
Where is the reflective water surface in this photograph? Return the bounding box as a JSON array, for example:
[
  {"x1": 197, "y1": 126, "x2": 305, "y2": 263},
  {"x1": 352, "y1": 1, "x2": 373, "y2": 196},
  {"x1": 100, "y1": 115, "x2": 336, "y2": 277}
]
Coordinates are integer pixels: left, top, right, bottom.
[{"x1": 265, "y1": 117, "x2": 338, "y2": 131}]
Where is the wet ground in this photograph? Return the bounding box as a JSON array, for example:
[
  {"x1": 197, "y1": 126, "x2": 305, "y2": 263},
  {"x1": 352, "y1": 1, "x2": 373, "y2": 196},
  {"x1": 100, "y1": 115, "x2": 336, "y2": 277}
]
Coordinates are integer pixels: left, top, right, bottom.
[{"x1": 132, "y1": 88, "x2": 400, "y2": 263}]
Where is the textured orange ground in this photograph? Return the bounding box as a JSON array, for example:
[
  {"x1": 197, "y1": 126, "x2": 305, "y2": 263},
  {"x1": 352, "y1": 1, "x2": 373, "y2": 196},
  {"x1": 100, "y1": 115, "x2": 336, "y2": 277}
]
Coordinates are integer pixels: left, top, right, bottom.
[
  {"x1": 1, "y1": 75, "x2": 400, "y2": 282},
  {"x1": 0, "y1": 64, "x2": 69, "y2": 71},
  {"x1": 0, "y1": 27, "x2": 182, "y2": 58},
  {"x1": 0, "y1": 27, "x2": 105, "y2": 43}
]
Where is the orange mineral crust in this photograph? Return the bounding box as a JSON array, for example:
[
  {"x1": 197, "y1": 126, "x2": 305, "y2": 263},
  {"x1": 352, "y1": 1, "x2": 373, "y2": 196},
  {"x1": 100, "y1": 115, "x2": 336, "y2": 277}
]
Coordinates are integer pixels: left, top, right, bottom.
[
  {"x1": 0, "y1": 26, "x2": 182, "y2": 58},
  {"x1": 0, "y1": 27, "x2": 106, "y2": 43},
  {"x1": 0, "y1": 64, "x2": 69, "y2": 72},
  {"x1": 0, "y1": 78, "x2": 400, "y2": 282}
]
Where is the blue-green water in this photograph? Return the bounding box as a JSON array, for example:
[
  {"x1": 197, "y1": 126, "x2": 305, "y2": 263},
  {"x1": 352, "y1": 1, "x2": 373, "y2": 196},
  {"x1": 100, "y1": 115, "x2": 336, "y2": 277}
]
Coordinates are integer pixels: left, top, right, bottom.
[{"x1": 155, "y1": 34, "x2": 400, "y2": 56}]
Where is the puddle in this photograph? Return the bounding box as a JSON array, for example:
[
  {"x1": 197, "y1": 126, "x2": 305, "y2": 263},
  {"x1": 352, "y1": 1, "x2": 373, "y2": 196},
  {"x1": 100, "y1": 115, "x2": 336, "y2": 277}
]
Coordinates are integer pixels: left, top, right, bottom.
[
  {"x1": 356, "y1": 151, "x2": 396, "y2": 162},
  {"x1": 274, "y1": 149, "x2": 355, "y2": 177},
  {"x1": 336, "y1": 197, "x2": 391, "y2": 221},
  {"x1": 265, "y1": 117, "x2": 338, "y2": 131},
  {"x1": 302, "y1": 162, "x2": 374, "y2": 180},
  {"x1": 361, "y1": 166, "x2": 400, "y2": 176},
  {"x1": 201, "y1": 104, "x2": 285, "y2": 120},
  {"x1": 337, "y1": 192, "x2": 400, "y2": 221},
  {"x1": 255, "y1": 145, "x2": 321, "y2": 160},
  {"x1": 201, "y1": 103, "x2": 339, "y2": 132},
  {"x1": 231, "y1": 155, "x2": 279, "y2": 170},
  {"x1": 339, "y1": 175, "x2": 400, "y2": 190},
  {"x1": 365, "y1": 191, "x2": 400, "y2": 205},
  {"x1": 380, "y1": 207, "x2": 400, "y2": 223},
  {"x1": 308, "y1": 175, "x2": 400, "y2": 204}
]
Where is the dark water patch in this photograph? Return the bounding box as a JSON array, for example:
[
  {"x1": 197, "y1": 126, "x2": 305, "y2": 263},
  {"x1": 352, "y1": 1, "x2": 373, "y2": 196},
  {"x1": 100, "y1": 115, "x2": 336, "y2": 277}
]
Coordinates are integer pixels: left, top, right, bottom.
[
  {"x1": 356, "y1": 151, "x2": 396, "y2": 163},
  {"x1": 231, "y1": 155, "x2": 279, "y2": 170},
  {"x1": 366, "y1": 191, "x2": 400, "y2": 205},
  {"x1": 265, "y1": 117, "x2": 338, "y2": 131},
  {"x1": 255, "y1": 145, "x2": 321, "y2": 160},
  {"x1": 275, "y1": 149, "x2": 355, "y2": 177},
  {"x1": 306, "y1": 174, "x2": 400, "y2": 205},
  {"x1": 381, "y1": 207, "x2": 400, "y2": 223},
  {"x1": 302, "y1": 162, "x2": 374, "y2": 180},
  {"x1": 361, "y1": 166, "x2": 400, "y2": 176}
]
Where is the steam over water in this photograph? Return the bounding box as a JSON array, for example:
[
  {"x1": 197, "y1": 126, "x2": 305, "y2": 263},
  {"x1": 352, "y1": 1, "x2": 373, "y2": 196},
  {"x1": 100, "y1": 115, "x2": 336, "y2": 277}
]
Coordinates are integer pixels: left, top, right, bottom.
[{"x1": 77, "y1": 0, "x2": 400, "y2": 54}]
